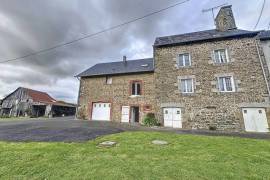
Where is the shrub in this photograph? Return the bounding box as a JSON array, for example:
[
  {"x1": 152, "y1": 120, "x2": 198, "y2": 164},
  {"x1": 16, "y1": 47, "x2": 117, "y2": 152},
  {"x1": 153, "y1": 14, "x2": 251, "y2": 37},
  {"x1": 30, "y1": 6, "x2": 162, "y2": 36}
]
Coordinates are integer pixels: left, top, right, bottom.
[
  {"x1": 209, "y1": 126, "x2": 217, "y2": 131},
  {"x1": 143, "y1": 113, "x2": 158, "y2": 127}
]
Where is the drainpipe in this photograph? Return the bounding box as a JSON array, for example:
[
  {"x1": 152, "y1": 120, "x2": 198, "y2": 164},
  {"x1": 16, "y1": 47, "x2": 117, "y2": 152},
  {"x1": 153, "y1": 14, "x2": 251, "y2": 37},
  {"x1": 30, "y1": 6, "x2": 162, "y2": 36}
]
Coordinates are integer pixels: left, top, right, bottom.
[
  {"x1": 255, "y1": 39, "x2": 270, "y2": 97},
  {"x1": 75, "y1": 77, "x2": 81, "y2": 120}
]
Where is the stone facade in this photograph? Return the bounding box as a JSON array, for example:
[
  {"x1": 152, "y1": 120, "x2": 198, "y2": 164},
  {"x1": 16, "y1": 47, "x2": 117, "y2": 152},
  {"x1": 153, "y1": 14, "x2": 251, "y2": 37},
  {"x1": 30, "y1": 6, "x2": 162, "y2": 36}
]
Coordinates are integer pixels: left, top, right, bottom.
[
  {"x1": 77, "y1": 73, "x2": 155, "y2": 123},
  {"x1": 154, "y1": 37, "x2": 270, "y2": 131}
]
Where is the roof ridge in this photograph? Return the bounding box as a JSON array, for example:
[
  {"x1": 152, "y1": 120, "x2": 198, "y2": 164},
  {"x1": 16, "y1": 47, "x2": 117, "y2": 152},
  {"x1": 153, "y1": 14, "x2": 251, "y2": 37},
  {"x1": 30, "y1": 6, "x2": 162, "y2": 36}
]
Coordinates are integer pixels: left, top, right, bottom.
[
  {"x1": 93, "y1": 57, "x2": 153, "y2": 66},
  {"x1": 21, "y1": 87, "x2": 49, "y2": 95},
  {"x1": 155, "y1": 29, "x2": 255, "y2": 40}
]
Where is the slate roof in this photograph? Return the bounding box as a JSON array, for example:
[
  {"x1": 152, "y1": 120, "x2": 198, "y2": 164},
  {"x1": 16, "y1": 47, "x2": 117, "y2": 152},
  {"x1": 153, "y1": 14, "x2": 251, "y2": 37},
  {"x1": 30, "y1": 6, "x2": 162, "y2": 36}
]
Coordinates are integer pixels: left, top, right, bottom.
[
  {"x1": 259, "y1": 30, "x2": 270, "y2": 40},
  {"x1": 154, "y1": 29, "x2": 260, "y2": 47},
  {"x1": 76, "y1": 58, "x2": 154, "y2": 77}
]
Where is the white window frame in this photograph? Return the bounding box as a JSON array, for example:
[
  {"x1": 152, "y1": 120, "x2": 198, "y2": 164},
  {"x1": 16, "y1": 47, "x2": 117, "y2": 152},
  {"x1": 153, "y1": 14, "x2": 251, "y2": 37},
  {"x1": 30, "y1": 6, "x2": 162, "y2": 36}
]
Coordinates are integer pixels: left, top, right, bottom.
[
  {"x1": 106, "y1": 77, "x2": 113, "y2": 85},
  {"x1": 131, "y1": 82, "x2": 141, "y2": 96},
  {"x1": 218, "y1": 76, "x2": 235, "y2": 92},
  {"x1": 178, "y1": 53, "x2": 191, "y2": 67},
  {"x1": 180, "y1": 78, "x2": 194, "y2": 94},
  {"x1": 214, "y1": 49, "x2": 229, "y2": 64}
]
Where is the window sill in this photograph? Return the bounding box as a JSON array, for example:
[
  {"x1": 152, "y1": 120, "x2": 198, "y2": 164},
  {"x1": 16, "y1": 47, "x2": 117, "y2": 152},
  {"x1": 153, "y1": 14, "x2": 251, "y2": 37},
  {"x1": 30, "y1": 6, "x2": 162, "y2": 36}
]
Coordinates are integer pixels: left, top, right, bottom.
[
  {"x1": 212, "y1": 62, "x2": 232, "y2": 66},
  {"x1": 176, "y1": 66, "x2": 193, "y2": 69},
  {"x1": 180, "y1": 92, "x2": 196, "y2": 96},
  {"x1": 129, "y1": 95, "x2": 142, "y2": 98},
  {"x1": 219, "y1": 90, "x2": 235, "y2": 93}
]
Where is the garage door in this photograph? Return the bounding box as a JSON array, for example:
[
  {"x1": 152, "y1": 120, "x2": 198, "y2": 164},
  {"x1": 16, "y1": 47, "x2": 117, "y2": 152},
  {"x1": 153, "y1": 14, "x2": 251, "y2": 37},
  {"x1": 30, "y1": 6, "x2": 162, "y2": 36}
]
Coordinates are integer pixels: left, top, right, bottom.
[
  {"x1": 92, "y1": 103, "x2": 111, "y2": 121},
  {"x1": 163, "y1": 108, "x2": 182, "y2": 128},
  {"x1": 242, "y1": 108, "x2": 269, "y2": 132}
]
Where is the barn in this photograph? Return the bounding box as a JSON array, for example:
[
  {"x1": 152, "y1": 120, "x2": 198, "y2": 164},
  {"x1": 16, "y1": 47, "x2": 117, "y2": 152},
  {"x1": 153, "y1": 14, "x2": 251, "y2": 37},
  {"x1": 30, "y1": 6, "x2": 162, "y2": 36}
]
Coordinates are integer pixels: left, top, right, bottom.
[{"x1": 0, "y1": 87, "x2": 76, "y2": 118}]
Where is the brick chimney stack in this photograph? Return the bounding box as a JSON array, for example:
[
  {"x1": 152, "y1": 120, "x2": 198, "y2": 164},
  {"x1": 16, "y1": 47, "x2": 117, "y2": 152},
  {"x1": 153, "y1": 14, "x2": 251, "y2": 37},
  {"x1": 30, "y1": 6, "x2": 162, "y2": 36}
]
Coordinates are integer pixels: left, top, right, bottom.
[
  {"x1": 123, "y1": 56, "x2": 127, "y2": 65},
  {"x1": 215, "y1": 5, "x2": 237, "y2": 31}
]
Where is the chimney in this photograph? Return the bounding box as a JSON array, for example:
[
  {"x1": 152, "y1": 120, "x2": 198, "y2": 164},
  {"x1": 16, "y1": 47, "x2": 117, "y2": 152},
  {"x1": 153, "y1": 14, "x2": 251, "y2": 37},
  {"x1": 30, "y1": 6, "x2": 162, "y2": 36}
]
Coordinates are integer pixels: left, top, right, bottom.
[
  {"x1": 123, "y1": 55, "x2": 127, "y2": 65},
  {"x1": 215, "y1": 5, "x2": 237, "y2": 31}
]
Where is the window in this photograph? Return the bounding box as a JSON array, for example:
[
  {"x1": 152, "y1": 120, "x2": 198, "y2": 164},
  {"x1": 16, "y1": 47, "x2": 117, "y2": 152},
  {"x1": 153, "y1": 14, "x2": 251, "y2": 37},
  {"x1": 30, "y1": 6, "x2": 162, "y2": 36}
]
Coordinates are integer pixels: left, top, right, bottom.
[
  {"x1": 178, "y1": 53, "x2": 191, "y2": 67},
  {"x1": 131, "y1": 81, "x2": 141, "y2": 96},
  {"x1": 218, "y1": 76, "x2": 235, "y2": 92},
  {"x1": 106, "y1": 76, "x2": 112, "y2": 84},
  {"x1": 214, "y1": 49, "x2": 229, "y2": 63},
  {"x1": 180, "y1": 79, "x2": 194, "y2": 93}
]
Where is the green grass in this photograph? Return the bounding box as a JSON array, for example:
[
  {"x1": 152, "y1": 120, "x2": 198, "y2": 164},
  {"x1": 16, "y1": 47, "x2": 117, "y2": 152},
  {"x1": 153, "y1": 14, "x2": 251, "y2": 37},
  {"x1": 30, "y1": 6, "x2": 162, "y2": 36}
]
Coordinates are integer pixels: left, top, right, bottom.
[{"x1": 0, "y1": 132, "x2": 270, "y2": 180}]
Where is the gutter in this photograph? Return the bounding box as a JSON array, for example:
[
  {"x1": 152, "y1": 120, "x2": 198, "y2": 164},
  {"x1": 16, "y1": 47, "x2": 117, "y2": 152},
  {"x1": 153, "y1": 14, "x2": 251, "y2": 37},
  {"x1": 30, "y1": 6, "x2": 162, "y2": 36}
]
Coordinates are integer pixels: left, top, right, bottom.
[{"x1": 255, "y1": 39, "x2": 270, "y2": 97}]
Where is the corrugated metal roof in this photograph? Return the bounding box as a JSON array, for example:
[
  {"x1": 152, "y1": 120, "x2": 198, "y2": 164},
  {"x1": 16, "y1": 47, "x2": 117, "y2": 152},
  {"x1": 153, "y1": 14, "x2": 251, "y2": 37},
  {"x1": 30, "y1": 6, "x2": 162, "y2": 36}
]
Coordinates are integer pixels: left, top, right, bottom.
[
  {"x1": 76, "y1": 58, "x2": 154, "y2": 77},
  {"x1": 25, "y1": 88, "x2": 56, "y2": 104},
  {"x1": 154, "y1": 29, "x2": 260, "y2": 47}
]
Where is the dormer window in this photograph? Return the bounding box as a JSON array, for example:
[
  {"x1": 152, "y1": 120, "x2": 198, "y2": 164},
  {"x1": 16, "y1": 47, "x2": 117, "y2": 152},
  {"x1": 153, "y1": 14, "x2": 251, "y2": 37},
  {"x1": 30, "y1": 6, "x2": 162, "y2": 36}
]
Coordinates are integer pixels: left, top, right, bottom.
[
  {"x1": 178, "y1": 53, "x2": 191, "y2": 67},
  {"x1": 214, "y1": 49, "x2": 229, "y2": 63}
]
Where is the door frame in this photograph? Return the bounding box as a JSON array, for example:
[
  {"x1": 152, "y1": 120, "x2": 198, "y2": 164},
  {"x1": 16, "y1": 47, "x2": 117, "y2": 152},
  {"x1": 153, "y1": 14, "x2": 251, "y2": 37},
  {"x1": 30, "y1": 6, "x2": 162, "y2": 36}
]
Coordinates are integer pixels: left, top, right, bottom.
[
  {"x1": 121, "y1": 104, "x2": 140, "y2": 123},
  {"x1": 163, "y1": 107, "x2": 182, "y2": 128},
  {"x1": 242, "y1": 107, "x2": 269, "y2": 132},
  {"x1": 90, "y1": 101, "x2": 112, "y2": 121},
  {"x1": 130, "y1": 106, "x2": 140, "y2": 123}
]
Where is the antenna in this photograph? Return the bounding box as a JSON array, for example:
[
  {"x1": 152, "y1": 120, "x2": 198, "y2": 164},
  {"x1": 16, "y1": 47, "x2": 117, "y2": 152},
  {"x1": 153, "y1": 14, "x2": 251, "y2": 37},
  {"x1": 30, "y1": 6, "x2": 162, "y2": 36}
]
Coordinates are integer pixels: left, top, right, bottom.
[{"x1": 202, "y1": 3, "x2": 229, "y2": 26}]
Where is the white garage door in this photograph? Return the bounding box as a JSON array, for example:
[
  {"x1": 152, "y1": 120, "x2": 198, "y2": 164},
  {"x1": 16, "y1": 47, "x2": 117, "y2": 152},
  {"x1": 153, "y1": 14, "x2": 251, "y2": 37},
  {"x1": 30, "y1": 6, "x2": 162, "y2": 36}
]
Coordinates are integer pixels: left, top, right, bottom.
[
  {"x1": 242, "y1": 108, "x2": 269, "y2": 132},
  {"x1": 163, "y1": 108, "x2": 182, "y2": 128},
  {"x1": 92, "y1": 103, "x2": 111, "y2": 121}
]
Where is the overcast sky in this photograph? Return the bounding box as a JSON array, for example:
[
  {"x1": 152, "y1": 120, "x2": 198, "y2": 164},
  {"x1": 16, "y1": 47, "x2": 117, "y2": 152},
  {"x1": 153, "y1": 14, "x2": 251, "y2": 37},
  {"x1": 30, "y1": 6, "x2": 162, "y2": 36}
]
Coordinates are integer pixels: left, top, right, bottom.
[{"x1": 0, "y1": 0, "x2": 269, "y2": 103}]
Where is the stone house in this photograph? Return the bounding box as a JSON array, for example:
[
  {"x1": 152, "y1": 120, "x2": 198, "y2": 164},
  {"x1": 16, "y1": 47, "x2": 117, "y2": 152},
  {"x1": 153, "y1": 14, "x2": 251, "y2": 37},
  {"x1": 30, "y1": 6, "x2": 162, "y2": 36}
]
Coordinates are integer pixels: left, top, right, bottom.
[
  {"x1": 76, "y1": 58, "x2": 155, "y2": 123},
  {"x1": 0, "y1": 87, "x2": 76, "y2": 118},
  {"x1": 77, "y1": 6, "x2": 270, "y2": 132}
]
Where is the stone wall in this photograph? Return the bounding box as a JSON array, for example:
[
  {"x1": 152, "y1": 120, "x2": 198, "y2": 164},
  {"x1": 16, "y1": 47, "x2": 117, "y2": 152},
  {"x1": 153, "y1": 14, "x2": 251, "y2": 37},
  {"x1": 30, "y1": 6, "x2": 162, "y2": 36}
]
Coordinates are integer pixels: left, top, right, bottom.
[
  {"x1": 154, "y1": 37, "x2": 270, "y2": 131},
  {"x1": 77, "y1": 73, "x2": 155, "y2": 123}
]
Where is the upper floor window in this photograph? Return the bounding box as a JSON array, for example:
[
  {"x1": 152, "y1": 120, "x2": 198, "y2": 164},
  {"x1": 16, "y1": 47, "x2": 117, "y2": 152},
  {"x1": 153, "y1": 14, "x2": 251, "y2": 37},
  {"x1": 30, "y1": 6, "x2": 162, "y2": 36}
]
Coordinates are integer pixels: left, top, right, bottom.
[
  {"x1": 214, "y1": 49, "x2": 229, "y2": 63},
  {"x1": 180, "y1": 78, "x2": 194, "y2": 93},
  {"x1": 131, "y1": 81, "x2": 141, "y2": 96},
  {"x1": 218, "y1": 76, "x2": 235, "y2": 92},
  {"x1": 178, "y1": 53, "x2": 191, "y2": 67},
  {"x1": 106, "y1": 76, "x2": 112, "y2": 85}
]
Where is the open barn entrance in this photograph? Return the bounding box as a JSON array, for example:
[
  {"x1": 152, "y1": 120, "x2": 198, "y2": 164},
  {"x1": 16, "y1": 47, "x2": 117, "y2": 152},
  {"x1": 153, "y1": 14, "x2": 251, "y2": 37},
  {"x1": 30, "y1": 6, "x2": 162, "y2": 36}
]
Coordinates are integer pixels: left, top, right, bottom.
[{"x1": 32, "y1": 105, "x2": 46, "y2": 117}]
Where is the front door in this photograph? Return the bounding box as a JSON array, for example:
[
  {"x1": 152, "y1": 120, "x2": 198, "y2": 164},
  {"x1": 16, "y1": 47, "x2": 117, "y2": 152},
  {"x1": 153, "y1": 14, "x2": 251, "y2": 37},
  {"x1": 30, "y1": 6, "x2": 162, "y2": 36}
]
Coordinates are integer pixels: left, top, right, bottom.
[
  {"x1": 242, "y1": 108, "x2": 269, "y2": 132},
  {"x1": 121, "y1": 106, "x2": 130, "y2": 123},
  {"x1": 131, "y1": 106, "x2": 140, "y2": 123},
  {"x1": 163, "y1": 108, "x2": 182, "y2": 128}
]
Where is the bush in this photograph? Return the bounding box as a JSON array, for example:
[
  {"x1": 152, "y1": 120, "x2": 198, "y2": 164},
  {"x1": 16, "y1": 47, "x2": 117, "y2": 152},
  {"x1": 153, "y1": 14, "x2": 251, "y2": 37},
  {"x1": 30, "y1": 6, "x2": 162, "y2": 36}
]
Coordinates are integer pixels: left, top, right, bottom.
[
  {"x1": 143, "y1": 113, "x2": 158, "y2": 127},
  {"x1": 209, "y1": 126, "x2": 217, "y2": 131}
]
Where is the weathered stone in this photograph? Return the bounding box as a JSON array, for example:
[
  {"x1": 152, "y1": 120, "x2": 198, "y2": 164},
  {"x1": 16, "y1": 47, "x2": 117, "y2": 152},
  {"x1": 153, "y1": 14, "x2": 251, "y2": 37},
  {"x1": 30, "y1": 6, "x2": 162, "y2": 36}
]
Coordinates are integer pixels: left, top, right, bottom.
[
  {"x1": 152, "y1": 140, "x2": 168, "y2": 145},
  {"x1": 154, "y1": 37, "x2": 270, "y2": 131},
  {"x1": 99, "y1": 141, "x2": 117, "y2": 147},
  {"x1": 77, "y1": 73, "x2": 155, "y2": 123}
]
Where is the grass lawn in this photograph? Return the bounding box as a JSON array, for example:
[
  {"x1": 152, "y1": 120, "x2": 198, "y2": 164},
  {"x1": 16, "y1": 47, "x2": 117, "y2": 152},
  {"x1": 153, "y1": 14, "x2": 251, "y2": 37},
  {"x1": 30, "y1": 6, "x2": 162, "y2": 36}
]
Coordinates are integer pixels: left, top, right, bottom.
[{"x1": 0, "y1": 132, "x2": 270, "y2": 180}]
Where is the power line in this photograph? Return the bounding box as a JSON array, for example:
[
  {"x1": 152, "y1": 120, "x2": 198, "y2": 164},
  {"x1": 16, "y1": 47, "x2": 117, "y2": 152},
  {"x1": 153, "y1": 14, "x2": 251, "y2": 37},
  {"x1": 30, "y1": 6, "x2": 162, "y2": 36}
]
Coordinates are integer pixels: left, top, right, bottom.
[
  {"x1": 0, "y1": 0, "x2": 190, "y2": 64},
  {"x1": 254, "y1": 0, "x2": 266, "y2": 30}
]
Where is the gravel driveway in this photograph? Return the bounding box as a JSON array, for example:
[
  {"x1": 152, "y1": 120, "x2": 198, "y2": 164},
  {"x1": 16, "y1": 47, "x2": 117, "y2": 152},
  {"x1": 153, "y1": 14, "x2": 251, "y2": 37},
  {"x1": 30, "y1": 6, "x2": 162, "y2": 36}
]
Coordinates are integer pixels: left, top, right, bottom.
[{"x1": 0, "y1": 117, "x2": 129, "y2": 142}]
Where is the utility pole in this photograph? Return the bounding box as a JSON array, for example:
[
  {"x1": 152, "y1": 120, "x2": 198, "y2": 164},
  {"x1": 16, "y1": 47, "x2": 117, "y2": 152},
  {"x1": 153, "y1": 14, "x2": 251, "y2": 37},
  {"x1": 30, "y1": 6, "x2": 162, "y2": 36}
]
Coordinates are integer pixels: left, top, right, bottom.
[{"x1": 202, "y1": 3, "x2": 228, "y2": 26}]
